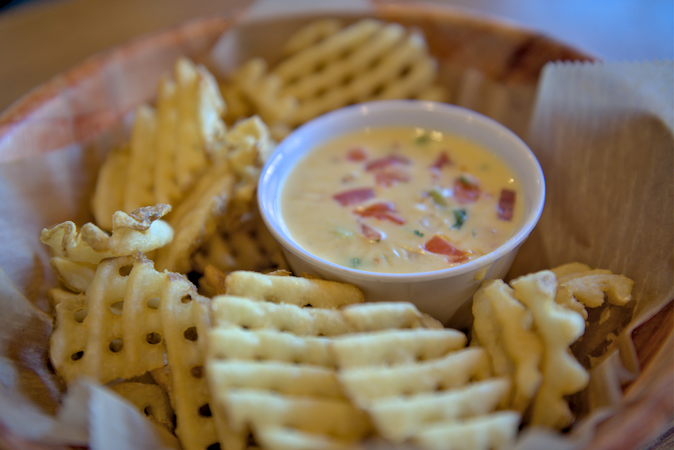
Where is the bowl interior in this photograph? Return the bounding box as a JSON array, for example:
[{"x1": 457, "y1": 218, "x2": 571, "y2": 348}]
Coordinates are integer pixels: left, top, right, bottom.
[{"x1": 258, "y1": 100, "x2": 546, "y2": 282}]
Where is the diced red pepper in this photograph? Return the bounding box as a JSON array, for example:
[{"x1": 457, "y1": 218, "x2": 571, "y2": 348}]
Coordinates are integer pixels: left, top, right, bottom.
[
  {"x1": 354, "y1": 202, "x2": 406, "y2": 225},
  {"x1": 453, "y1": 177, "x2": 481, "y2": 204},
  {"x1": 375, "y1": 168, "x2": 410, "y2": 187},
  {"x1": 365, "y1": 154, "x2": 411, "y2": 172},
  {"x1": 430, "y1": 151, "x2": 452, "y2": 170},
  {"x1": 361, "y1": 223, "x2": 382, "y2": 240},
  {"x1": 497, "y1": 189, "x2": 516, "y2": 221},
  {"x1": 333, "y1": 188, "x2": 375, "y2": 206},
  {"x1": 346, "y1": 147, "x2": 367, "y2": 161},
  {"x1": 424, "y1": 235, "x2": 469, "y2": 262}
]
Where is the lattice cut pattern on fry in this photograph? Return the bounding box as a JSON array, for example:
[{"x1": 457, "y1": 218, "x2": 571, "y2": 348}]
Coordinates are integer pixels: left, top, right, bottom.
[
  {"x1": 203, "y1": 289, "x2": 447, "y2": 450},
  {"x1": 472, "y1": 279, "x2": 544, "y2": 414},
  {"x1": 159, "y1": 274, "x2": 219, "y2": 450},
  {"x1": 49, "y1": 254, "x2": 168, "y2": 384},
  {"x1": 41, "y1": 205, "x2": 173, "y2": 264},
  {"x1": 331, "y1": 329, "x2": 519, "y2": 450},
  {"x1": 552, "y1": 262, "x2": 634, "y2": 319},
  {"x1": 510, "y1": 270, "x2": 589, "y2": 430},
  {"x1": 222, "y1": 18, "x2": 447, "y2": 136},
  {"x1": 224, "y1": 271, "x2": 364, "y2": 308},
  {"x1": 110, "y1": 382, "x2": 175, "y2": 431}
]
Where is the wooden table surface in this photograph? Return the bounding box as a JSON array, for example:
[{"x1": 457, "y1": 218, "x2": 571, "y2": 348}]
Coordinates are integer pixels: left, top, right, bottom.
[{"x1": 0, "y1": 0, "x2": 672, "y2": 112}]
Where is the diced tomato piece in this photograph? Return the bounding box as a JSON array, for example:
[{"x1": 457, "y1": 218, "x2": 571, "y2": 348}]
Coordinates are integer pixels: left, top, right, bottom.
[
  {"x1": 424, "y1": 235, "x2": 469, "y2": 258},
  {"x1": 346, "y1": 147, "x2": 367, "y2": 161},
  {"x1": 333, "y1": 188, "x2": 375, "y2": 206},
  {"x1": 365, "y1": 154, "x2": 411, "y2": 171},
  {"x1": 430, "y1": 151, "x2": 452, "y2": 170},
  {"x1": 375, "y1": 168, "x2": 410, "y2": 187},
  {"x1": 361, "y1": 223, "x2": 382, "y2": 240},
  {"x1": 497, "y1": 189, "x2": 516, "y2": 221},
  {"x1": 354, "y1": 202, "x2": 406, "y2": 225},
  {"x1": 453, "y1": 177, "x2": 481, "y2": 204}
]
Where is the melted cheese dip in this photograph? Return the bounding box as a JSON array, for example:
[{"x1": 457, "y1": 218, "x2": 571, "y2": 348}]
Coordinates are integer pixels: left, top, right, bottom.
[{"x1": 281, "y1": 127, "x2": 523, "y2": 274}]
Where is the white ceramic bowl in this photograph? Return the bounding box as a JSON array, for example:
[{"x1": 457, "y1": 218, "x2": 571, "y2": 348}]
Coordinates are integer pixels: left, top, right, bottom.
[{"x1": 258, "y1": 100, "x2": 545, "y2": 324}]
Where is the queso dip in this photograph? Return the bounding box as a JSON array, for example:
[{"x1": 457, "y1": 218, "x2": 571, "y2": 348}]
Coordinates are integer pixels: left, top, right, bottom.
[{"x1": 281, "y1": 127, "x2": 523, "y2": 274}]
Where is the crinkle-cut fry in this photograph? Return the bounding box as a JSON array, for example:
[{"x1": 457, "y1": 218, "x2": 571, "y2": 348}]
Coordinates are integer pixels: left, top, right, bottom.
[
  {"x1": 411, "y1": 411, "x2": 521, "y2": 450},
  {"x1": 472, "y1": 279, "x2": 543, "y2": 413},
  {"x1": 282, "y1": 19, "x2": 344, "y2": 56},
  {"x1": 91, "y1": 144, "x2": 129, "y2": 231},
  {"x1": 41, "y1": 204, "x2": 173, "y2": 264},
  {"x1": 207, "y1": 329, "x2": 335, "y2": 368},
  {"x1": 220, "y1": 389, "x2": 372, "y2": 442},
  {"x1": 255, "y1": 426, "x2": 364, "y2": 450},
  {"x1": 368, "y1": 378, "x2": 511, "y2": 443},
  {"x1": 337, "y1": 348, "x2": 491, "y2": 405},
  {"x1": 174, "y1": 58, "x2": 209, "y2": 193},
  {"x1": 330, "y1": 329, "x2": 467, "y2": 369},
  {"x1": 154, "y1": 76, "x2": 181, "y2": 206},
  {"x1": 155, "y1": 160, "x2": 236, "y2": 273},
  {"x1": 124, "y1": 104, "x2": 157, "y2": 212},
  {"x1": 50, "y1": 257, "x2": 96, "y2": 293},
  {"x1": 110, "y1": 382, "x2": 175, "y2": 431},
  {"x1": 207, "y1": 360, "x2": 345, "y2": 400},
  {"x1": 160, "y1": 273, "x2": 218, "y2": 450},
  {"x1": 224, "y1": 271, "x2": 364, "y2": 308},
  {"x1": 510, "y1": 271, "x2": 589, "y2": 430},
  {"x1": 49, "y1": 255, "x2": 168, "y2": 384}
]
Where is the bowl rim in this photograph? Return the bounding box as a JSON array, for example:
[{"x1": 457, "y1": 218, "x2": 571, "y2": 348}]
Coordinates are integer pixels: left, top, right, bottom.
[{"x1": 258, "y1": 99, "x2": 546, "y2": 282}]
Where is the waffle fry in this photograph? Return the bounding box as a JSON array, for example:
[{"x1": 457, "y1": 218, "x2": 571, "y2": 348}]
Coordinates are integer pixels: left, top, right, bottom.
[
  {"x1": 124, "y1": 104, "x2": 158, "y2": 212},
  {"x1": 222, "y1": 18, "x2": 447, "y2": 134},
  {"x1": 332, "y1": 328, "x2": 518, "y2": 450},
  {"x1": 411, "y1": 411, "x2": 521, "y2": 450},
  {"x1": 91, "y1": 144, "x2": 129, "y2": 231},
  {"x1": 472, "y1": 279, "x2": 544, "y2": 413},
  {"x1": 224, "y1": 271, "x2": 364, "y2": 308},
  {"x1": 510, "y1": 271, "x2": 589, "y2": 429},
  {"x1": 159, "y1": 274, "x2": 218, "y2": 450},
  {"x1": 552, "y1": 262, "x2": 634, "y2": 319},
  {"x1": 50, "y1": 254, "x2": 168, "y2": 383},
  {"x1": 368, "y1": 378, "x2": 510, "y2": 443},
  {"x1": 154, "y1": 160, "x2": 236, "y2": 273},
  {"x1": 110, "y1": 382, "x2": 175, "y2": 431},
  {"x1": 202, "y1": 280, "x2": 448, "y2": 450},
  {"x1": 41, "y1": 204, "x2": 173, "y2": 264}
]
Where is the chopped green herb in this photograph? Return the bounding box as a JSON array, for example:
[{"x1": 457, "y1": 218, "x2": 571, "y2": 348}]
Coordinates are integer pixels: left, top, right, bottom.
[
  {"x1": 480, "y1": 163, "x2": 490, "y2": 171},
  {"x1": 351, "y1": 258, "x2": 361, "y2": 268},
  {"x1": 472, "y1": 228, "x2": 477, "y2": 237},
  {"x1": 331, "y1": 228, "x2": 353, "y2": 238},
  {"x1": 414, "y1": 230, "x2": 424, "y2": 237},
  {"x1": 415, "y1": 133, "x2": 431, "y2": 145},
  {"x1": 429, "y1": 188, "x2": 447, "y2": 206},
  {"x1": 451, "y1": 208, "x2": 467, "y2": 229},
  {"x1": 459, "y1": 174, "x2": 472, "y2": 185}
]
